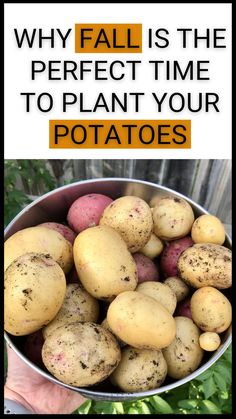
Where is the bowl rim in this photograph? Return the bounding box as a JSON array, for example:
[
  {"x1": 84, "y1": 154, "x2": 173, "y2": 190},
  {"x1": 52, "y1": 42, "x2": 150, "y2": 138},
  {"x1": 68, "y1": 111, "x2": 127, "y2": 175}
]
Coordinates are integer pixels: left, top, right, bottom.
[{"x1": 4, "y1": 177, "x2": 232, "y2": 401}]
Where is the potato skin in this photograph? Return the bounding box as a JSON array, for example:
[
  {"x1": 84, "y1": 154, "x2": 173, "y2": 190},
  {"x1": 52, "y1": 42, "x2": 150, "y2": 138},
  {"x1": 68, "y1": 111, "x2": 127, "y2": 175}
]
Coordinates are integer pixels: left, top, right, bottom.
[
  {"x1": 101, "y1": 317, "x2": 126, "y2": 347},
  {"x1": 160, "y1": 237, "x2": 194, "y2": 278},
  {"x1": 4, "y1": 253, "x2": 66, "y2": 336},
  {"x1": 42, "y1": 322, "x2": 121, "y2": 387},
  {"x1": 67, "y1": 193, "x2": 113, "y2": 233},
  {"x1": 107, "y1": 291, "x2": 176, "y2": 350},
  {"x1": 190, "y1": 287, "x2": 232, "y2": 333},
  {"x1": 136, "y1": 282, "x2": 177, "y2": 315},
  {"x1": 163, "y1": 316, "x2": 204, "y2": 379},
  {"x1": 191, "y1": 215, "x2": 225, "y2": 245},
  {"x1": 110, "y1": 346, "x2": 167, "y2": 392},
  {"x1": 163, "y1": 276, "x2": 190, "y2": 302},
  {"x1": 177, "y1": 243, "x2": 232, "y2": 289},
  {"x1": 153, "y1": 196, "x2": 195, "y2": 240},
  {"x1": 43, "y1": 284, "x2": 99, "y2": 339},
  {"x1": 4, "y1": 226, "x2": 73, "y2": 274},
  {"x1": 199, "y1": 332, "x2": 221, "y2": 351},
  {"x1": 73, "y1": 225, "x2": 138, "y2": 300},
  {"x1": 100, "y1": 196, "x2": 153, "y2": 253},
  {"x1": 133, "y1": 253, "x2": 159, "y2": 283},
  {"x1": 39, "y1": 222, "x2": 76, "y2": 244},
  {"x1": 140, "y1": 233, "x2": 164, "y2": 259}
]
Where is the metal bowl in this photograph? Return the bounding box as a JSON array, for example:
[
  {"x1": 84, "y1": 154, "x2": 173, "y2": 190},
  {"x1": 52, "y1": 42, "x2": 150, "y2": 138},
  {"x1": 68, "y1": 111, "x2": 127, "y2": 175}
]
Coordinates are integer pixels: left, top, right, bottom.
[{"x1": 4, "y1": 178, "x2": 232, "y2": 401}]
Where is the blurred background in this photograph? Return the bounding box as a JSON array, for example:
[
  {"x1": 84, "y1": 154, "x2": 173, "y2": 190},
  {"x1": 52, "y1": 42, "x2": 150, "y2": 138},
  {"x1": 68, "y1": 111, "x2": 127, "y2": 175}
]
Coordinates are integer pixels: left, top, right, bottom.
[{"x1": 5, "y1": 159, "x2": 231, "y2": 236}]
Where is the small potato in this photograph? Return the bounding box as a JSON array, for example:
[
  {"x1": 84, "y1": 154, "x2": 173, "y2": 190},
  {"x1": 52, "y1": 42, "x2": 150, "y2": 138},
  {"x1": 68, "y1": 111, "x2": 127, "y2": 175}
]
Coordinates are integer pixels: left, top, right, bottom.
[
  {"x1": 191, "y1": 215, "x2": 225, "y2": 245},
  {"x1": 110, "y1": 346, "x2": 167, "y2": 392},
  {"x1": 39, "y1": 222, "x2": 76, "y2": 244},
  {"x1": 4, "y1": 226, "x2": 73, "y2": 274},
  {"x1": 42, "y1": 322, "x2": 121, "y2": 387},
  {"x1": 133, "y1": 253, "x2": 160, "y2": 283},
  {"x1": 4, "y1": 253, "x2": 66, "y2": 336},
  {"x1": 137, "y1": 282, "x2": 177, "y2": 315},
  {"x1": 199, "y1": 332, "x2": 221, "y2": 351},
  {"x1": 100, "y1": 196, "x2": 153, "y2": 253},
  {"x1": 73, "y1": 225, "x2": 138, "y2": 300},
  {"x1": 107, "y1": 291, "x2": 176, "y2": 350},
  {"x1": 153, "y1": 196, "x2": 195, "y2": 240},
  {"x1": 190, "y1": 287, "x2": 232, "y2": 333},
  {"x1": 140, "y1": 233, "x2": 164, "y2": 259},
  {"x1": 164, "y1": 276, "x2": 190, "y2": 302},
  {"x1": 149, "y1": 195, "x2": 164, "y2": 208},
  {"x1": 177, "y1": 243, "x2": 232, "y2": 289},
  {"x1": 163, "y1": 317, "x2": 204, "y2": 379},
  {"x1": 43, "y1": 284, "x2": 99, "y2": 339},
  {"x1": 160, "y1": 237, "x2": 194, "y2": 278},
  {"x1": 101, "y1": 317, "x2": 126, "y2": 347},
  {"x1": 67, "y1": 193, "x2": 113, "y2": 233}
]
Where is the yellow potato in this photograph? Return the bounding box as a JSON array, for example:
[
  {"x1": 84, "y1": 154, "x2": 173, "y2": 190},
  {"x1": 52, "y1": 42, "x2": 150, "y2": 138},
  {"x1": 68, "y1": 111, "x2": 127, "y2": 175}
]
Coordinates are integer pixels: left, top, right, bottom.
[
  {"x1": 177, "y1": 243, "x2": 232, "y2": 289},
  {"x1": 199, "y1": 332, "x2": 221, "y2": 351},
  {"x1": 163, "y1": 316, "x2": 204, "y2": 379},
  {"x1": 191, "y1": 214, "x2": 225, "y2": 245},
  {"x1": 190, "y1": 287, "x2": 232, "y2": 333},
  {"x1": 42, "y1": 322, "x2": 121, "y2": 387},
  {"x1": 107, "y1": 291, "x2": 176, "y2": 350},
  {"x1": 136, "y1": 282, "x2": 177, "y2": 314},
  {"x1": 73, "y1": 225, "x2": 138, "y2": 300},
  {"x1": 110, "y1": 346, "x2": 167, "y2": 392},
  {"x1": 101, "y1": 317, "x2": 126, "y2": 347},
  {"x1": 43, "y1": 284, "x2": 99, "y2": 339},
  {"x1": 100, "y1": 196, "x2": 153, "y2": 253},
  {"x1": 163, "y1": 276, "x2": 190, "y2": 302},
  {"x1": 4, "y1": 253, "x2": 66, "y2": 336},
  {"x1": 152, "y1": 196, "x2": 195, "y2": 240},
  {"x1": 4, "y1": 226, "x2": 73, "y2": 274},
  {"x1": 140, "y1": 233, "x2": 164, "y2": 259}
]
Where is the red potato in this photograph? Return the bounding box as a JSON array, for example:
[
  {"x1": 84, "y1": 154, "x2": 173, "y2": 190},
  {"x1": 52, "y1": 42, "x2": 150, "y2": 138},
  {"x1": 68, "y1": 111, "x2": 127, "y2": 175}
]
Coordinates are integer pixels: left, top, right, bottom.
[
  {"x1": 133, "y1": 253, "x2": 159, "y2": 283},
  {"x1": 67, "y1": 193, "x2": 113, "y2": 233},
  {"x1": 24, "y1": 329, "x2": 45, "y2": 369},
  {"x1": 160, "y1": 236, "x2": 194, "y2": 278},
  {"x1": 175, "y1": 298, "x2": 192, "y2": 319},
  {"x1": 39, "y1": 222, "x2": 76, "y2": 244}
]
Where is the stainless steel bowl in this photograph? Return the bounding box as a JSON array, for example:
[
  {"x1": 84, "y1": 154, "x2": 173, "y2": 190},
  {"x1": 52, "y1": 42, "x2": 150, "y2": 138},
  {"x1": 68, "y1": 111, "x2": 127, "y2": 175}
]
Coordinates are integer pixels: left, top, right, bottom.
[{"x1": 4, "y1": 178, "x2": 232, "y2": 401}]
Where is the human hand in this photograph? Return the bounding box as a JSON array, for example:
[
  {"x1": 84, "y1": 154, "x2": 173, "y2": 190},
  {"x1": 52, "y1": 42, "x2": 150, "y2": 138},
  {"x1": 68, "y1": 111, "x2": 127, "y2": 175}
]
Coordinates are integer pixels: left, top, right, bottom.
[{"x1": 4, "y1": 344, "x2": 86, "y2": 414}]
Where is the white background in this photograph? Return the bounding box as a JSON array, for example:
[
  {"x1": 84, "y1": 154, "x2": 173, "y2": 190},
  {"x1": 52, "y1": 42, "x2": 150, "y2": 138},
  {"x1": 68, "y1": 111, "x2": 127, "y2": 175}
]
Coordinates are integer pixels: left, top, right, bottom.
[{"x1": 4, "y1": 3, "x2": 231, "y2": 159}]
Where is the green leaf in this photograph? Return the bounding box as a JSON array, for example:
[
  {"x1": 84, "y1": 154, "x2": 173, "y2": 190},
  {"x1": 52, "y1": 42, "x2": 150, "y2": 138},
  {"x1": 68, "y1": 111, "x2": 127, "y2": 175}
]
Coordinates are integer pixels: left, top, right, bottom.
[
  {"x1": 138, "y1": 401, "x2": 151, "y2": 414},
  {"x1": 194, "y1": 369, "x2": 212, "y2": 382},
  {"x1": 93, "y1": 401, "x2": 115, "y2": 414},
  {"x1": 149, "y1": 395, "x2": 173, "y2": 414},
  {"x1": 202, "y1": 376, "x2": 217, "y2": 399},
  {"x1": 214, "y1": 364, "x2": 232, "y2": 385},
  {"x1": 76, "y1": 400, "x2": 92, "y2": 414},
  {"x1": 177, "y1": 399, "x2": 198, "y2": 410},
  {"x1": 112, "y1": 402, "x2": 124, "y2": 414},
  {"x1": 199, "y1": 400, "x2": 221, "y2": 414},
  {"x1": 223, "y1": 345, "x2": 232, "y2": 363},
  {"x1": 213, "y1": 371, "x2": 227, "y2": 392},
  {"x1": 128, "y1": 407, "x2": 139, "y2": 414}
]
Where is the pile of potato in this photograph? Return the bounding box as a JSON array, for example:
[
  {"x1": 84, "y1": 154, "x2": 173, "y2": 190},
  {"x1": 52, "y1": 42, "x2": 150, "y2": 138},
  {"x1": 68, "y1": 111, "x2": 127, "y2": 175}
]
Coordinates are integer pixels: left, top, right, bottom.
[{"x1": 4, "y1": 192, "x2": 232, "y2": 393}]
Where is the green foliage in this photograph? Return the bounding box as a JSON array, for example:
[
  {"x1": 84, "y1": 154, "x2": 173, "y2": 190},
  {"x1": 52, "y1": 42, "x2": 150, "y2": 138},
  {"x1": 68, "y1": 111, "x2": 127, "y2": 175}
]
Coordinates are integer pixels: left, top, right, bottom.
[
  {"x1": 4, "y1": 160, "x2": 55, "y2": 226},
  {"x1": 75, "y1": 345, "x2": 232, "y2": 414}
]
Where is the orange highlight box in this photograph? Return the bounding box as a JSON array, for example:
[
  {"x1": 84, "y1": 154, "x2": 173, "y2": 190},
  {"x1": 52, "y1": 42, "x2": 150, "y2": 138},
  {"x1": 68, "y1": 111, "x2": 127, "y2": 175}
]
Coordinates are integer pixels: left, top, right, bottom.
[
  {"x1": 75, "y1": 24, "x2": 142, "y2": 53},
  {"x1": 49, "y1": 120, "x2": 191, "y2": 149}
]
